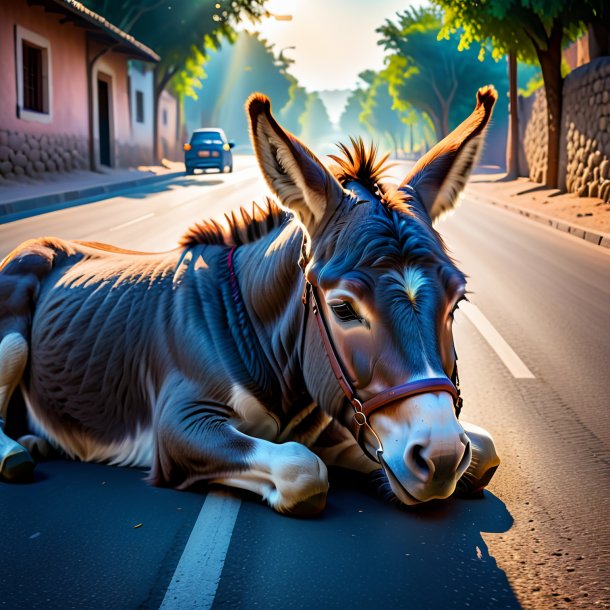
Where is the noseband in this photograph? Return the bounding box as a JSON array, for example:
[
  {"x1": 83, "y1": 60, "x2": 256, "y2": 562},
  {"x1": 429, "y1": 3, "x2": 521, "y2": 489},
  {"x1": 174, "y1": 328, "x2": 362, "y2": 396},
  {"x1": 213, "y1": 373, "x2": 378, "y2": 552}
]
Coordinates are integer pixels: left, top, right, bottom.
[{"x1": 304, "y1": 281, "x2": 463, "y2": 464}]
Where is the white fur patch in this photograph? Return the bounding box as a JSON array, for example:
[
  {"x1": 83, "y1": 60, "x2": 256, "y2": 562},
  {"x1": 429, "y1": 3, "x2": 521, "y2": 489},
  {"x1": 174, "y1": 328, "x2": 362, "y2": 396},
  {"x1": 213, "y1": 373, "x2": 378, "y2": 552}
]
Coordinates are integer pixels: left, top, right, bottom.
[
  {"x1": 403, "y1": 266, "x2": 427, "y2": 303},
  {"x1": 21, "y1": 384, "x2": 154, "y2": 467}
]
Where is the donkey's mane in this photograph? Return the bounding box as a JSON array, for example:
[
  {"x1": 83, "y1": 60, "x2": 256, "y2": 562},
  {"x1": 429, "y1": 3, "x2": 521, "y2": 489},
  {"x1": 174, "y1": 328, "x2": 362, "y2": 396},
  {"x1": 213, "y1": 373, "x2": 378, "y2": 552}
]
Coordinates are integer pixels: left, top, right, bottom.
[
  {"x1": 329, "y1": 137, "x2": 412, "y2": 214},
  {"x1": 180, "y1": 196, "x2": 289, "y2": 247},
  {"x1": 181, "y1": 138, "x2": 413, "y2": 248}
]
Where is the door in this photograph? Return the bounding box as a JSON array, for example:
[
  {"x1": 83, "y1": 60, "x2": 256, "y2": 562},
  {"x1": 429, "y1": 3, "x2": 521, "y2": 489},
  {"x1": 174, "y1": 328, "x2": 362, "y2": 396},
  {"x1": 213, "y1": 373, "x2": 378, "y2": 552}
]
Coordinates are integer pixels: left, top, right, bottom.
[{"x1": 97, "y1": 79, "x2": 111, "y2": 166}]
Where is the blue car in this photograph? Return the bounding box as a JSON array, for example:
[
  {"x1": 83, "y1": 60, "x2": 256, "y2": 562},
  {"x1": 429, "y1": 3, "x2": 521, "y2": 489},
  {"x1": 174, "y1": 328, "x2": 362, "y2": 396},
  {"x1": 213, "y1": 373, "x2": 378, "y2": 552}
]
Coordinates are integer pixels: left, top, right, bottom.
[{"x1": 184, "y1": 128, "x2": 235, "y2": 175}]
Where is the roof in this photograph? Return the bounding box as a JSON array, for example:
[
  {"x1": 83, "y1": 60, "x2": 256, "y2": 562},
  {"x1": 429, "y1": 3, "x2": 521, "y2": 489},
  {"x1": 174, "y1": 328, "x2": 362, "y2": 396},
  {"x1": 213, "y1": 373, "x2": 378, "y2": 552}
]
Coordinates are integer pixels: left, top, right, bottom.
[{"x1": 27, "y1": 0, "x2": 160, "y2": 63}]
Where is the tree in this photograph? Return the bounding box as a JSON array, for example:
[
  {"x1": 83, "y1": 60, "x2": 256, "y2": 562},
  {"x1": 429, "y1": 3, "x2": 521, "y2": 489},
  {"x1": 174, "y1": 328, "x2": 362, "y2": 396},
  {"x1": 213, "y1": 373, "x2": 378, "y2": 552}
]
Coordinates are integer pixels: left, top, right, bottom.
[
  {"x1": 360, "y1": 73, "x2": 410, "y2": 156},
  {"x1": 183, "y1": 32, "x2": 293, "y2": 146},
  {"x1": 280, "y1": 80, "x2": 308, "y2": 136},
  {"x1": 377, "y1": 7, "x2": 507, "y2": 144},
  {"x1": 434, "y1": 0, "x2": 605, "y2": 187},
  {"x1": 340, "y1": 88, "x2": 368, "y2": 139},
  {"x1": 82, "y1": 0, "x2": 268, "y2": 160},
  {"x1": 299, "y1": 93, "x2": 334, "y2": 148}
]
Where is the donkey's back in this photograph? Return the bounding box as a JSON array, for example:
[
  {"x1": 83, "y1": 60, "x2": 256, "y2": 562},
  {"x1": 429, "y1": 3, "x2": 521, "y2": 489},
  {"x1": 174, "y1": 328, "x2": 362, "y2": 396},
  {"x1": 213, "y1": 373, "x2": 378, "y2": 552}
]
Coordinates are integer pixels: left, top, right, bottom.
[{"x1": 0, "y1": 237, "x2": 185, "y2": 471}]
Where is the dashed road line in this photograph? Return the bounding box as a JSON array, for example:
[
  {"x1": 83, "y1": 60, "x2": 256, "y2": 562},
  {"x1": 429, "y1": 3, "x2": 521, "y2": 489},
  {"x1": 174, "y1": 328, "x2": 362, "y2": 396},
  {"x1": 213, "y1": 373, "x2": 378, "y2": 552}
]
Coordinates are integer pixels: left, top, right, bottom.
[
  {"x1": 109, "y1": 213, "x2": 155, "y2": 231},
  {"x1": 459, "y1": 301, "x2": 535, "y2": 379},
  {"x1": 160, "y1": 491, "x2": 241, "y2": 609}
]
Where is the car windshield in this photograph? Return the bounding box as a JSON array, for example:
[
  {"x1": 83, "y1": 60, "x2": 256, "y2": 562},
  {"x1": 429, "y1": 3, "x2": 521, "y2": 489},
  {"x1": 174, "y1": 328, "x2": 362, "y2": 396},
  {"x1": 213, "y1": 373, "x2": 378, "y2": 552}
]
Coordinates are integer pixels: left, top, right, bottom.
[{"x1": 191, "y1": 131, "x2": 225, "y2": 145}]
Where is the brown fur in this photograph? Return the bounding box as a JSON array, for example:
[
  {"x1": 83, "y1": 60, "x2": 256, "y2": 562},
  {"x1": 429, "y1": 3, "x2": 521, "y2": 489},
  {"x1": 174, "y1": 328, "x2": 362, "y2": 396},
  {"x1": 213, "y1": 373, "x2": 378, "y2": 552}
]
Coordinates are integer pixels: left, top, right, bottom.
[{"x1": 329, "y1": 137, "x2": 413, "y2": 214}]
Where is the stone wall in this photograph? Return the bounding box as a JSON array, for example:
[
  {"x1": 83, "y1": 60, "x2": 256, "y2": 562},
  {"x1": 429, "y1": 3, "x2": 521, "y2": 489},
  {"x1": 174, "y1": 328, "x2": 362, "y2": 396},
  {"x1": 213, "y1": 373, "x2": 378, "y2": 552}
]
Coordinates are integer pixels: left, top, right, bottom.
[
  {"x1": 520, "y1": 56, "x2": 610, "y2": 203},
  {"x1": 560, "y1": 57, "x2": 610, "y2": 202},
  {"x1": 521, "y1": 90, "x2": 548, "y2": 184},
  {"x1": 0, "y1": 129, "x2": 88, "y2": 181}
]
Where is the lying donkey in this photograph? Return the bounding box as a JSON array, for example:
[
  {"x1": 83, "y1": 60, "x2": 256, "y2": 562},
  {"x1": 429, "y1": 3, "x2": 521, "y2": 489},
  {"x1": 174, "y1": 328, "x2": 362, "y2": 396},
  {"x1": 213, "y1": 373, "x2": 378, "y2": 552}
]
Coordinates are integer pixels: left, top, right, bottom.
[{"x1": 0, "y1": 87, "x2": 500, "y2": 515}]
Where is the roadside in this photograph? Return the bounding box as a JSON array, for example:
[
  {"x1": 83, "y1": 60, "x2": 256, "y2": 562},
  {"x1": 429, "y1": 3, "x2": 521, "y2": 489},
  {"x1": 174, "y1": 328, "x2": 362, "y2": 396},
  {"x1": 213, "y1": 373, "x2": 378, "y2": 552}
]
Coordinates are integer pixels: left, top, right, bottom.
[
  {"x1": 0, "y1": 160, "x2": 185, "y2": 223},
  {"x1": 466, "y1": 171, "x2": 610, "y2": 248}
]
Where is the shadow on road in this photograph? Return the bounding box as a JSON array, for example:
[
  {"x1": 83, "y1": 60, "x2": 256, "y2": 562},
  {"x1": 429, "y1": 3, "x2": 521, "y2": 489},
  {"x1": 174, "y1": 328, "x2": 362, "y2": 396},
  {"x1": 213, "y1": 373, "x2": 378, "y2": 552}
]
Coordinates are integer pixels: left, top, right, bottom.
[{"x1": 214, "y1": 468, "x2": 520, "y2": 609}]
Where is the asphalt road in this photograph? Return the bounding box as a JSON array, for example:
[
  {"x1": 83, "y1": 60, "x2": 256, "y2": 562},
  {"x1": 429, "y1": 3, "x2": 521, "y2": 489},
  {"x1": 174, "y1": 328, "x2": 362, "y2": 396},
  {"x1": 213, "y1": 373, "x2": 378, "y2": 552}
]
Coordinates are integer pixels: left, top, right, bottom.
[{"x1": 0, "y1": 158, "x2": 608, "y2": 609}]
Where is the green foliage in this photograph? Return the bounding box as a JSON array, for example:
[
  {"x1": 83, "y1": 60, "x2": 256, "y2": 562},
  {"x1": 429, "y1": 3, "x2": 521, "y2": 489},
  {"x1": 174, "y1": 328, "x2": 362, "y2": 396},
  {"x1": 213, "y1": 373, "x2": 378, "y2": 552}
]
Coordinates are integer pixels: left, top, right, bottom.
[
  {"x1": 279, "y1": 80, "x2": 308, "y2": 135},
  {"x1": 299, "y1": 93, "x2": 334, "y2": 146},
  {"x1": 377, "y1": 7, "x2": 508, "y2": 139},
  {"x1": 183, "y1": 32, "x2": 293, "y2": 146},
  {"x1": 359, "y1": 73, "x2": 409, "y2": 152},
  {"x1": 433, "y1": 0, "x2": 601, "y2": 61},
  {"x1": 82, "y1": 0, "x2": 268, "y2": 94},
  {"x1": 339, "y1": 88, "x2": 370, "y2": 138}
]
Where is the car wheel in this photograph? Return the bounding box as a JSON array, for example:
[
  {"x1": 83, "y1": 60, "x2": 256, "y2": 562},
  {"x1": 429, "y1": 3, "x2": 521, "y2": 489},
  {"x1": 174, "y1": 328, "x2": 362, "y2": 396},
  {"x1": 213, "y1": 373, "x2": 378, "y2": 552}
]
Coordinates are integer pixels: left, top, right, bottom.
[{"x1": 185, "y1": 167, "x2": 194, "y2": 175}]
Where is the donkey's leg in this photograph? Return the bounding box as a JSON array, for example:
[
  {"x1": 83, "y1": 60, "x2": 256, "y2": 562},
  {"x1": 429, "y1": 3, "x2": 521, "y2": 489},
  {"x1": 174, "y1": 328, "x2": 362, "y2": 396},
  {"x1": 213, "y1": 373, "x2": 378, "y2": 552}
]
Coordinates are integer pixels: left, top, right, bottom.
[
  {"x1": 312, "y1": 417, "x2": 378, "y2": 474},
  {"x1": 0, "y1": 333, "x2": 35, "y2": 481},
  {"x1": 456, "y1": 421, "x2": 500, "y2": 495},
  {"x1": 153, "y1": 398, "x2": 329, "y2": 516}
]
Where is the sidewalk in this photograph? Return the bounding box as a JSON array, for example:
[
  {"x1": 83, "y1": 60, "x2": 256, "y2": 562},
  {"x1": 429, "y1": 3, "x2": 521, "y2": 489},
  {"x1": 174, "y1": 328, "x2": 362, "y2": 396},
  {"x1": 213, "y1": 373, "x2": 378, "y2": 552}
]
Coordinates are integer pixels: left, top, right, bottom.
[
  {"x1": 0, "y1": 160, "x2": 185, "y2": 222},
  {"x1": 466, "y1": 172, "x2": 610, "y2": 249}
]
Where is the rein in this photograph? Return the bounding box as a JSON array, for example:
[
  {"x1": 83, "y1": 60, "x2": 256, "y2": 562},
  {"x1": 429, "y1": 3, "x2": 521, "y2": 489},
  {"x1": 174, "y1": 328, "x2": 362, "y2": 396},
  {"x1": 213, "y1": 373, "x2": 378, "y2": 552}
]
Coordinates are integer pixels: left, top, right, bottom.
[{"x1": 303, "y1": 280, "x2": 463, "y2": 464}]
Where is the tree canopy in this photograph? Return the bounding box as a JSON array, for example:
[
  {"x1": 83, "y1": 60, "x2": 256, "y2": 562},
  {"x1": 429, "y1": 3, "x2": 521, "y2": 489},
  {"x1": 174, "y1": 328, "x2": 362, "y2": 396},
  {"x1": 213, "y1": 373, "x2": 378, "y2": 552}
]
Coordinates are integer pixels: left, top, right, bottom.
[
  {"x1": 299, "y1": 92, "x2": 334, "y2": 148},
  {"x1": 83, "y1": 0, "x2": 268, "y2": 95},
  {"x1": 183, "y1": 32, "x2": 293, "y2": 146},
  {"x1": 432, "y1": 0, "x2": 606, "y2": 186},
  {"x1": 376, "y1": 7, "x2": 507, "y2": 141}
]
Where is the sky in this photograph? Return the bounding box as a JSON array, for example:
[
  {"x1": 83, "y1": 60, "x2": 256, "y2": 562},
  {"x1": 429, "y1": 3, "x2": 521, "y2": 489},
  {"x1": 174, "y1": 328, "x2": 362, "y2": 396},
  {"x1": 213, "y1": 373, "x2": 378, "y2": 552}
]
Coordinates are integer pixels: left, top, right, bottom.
[{"x1": 237, "y1": 0, "x2": 427, "y2": 92}]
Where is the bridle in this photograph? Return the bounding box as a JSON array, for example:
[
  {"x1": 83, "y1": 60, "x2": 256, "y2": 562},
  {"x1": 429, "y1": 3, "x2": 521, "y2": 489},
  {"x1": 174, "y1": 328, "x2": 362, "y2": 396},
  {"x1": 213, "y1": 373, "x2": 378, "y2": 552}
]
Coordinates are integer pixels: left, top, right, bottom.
[
  {"x1": 303, "y1": 279, "x2": 463, "y2": 464},
  {"x1": 226, "y1": 243, "x2": 463, "y2": 467}
]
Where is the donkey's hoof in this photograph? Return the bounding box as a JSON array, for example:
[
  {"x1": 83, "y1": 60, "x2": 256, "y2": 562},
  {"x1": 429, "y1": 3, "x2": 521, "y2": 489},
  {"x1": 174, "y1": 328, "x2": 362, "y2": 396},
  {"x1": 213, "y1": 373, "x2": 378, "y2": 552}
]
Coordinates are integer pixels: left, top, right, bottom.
[
  {"x1": 284, "y1": 491, "x2": 327, "y2": 517},
  {"x1": 0, "y1": 445, "x2": 35, "y2": 482},
  {"x1": 18, "y1": 434, "x2": 53, "y2": 461}
]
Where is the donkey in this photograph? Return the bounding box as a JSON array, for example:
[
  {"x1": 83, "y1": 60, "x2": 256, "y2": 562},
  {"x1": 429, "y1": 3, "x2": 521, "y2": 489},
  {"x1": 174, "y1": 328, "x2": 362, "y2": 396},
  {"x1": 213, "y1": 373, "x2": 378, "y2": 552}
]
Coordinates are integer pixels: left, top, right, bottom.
[{"x1": 0, "y1": 87, "x2": 500, "y2": 515}]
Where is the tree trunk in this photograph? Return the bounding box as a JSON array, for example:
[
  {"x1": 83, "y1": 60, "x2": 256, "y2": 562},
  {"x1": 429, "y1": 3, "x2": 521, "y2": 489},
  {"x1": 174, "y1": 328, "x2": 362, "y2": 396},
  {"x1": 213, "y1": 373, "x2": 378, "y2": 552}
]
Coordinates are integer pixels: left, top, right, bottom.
[
  {"x1": 535, "y1": 21, "x2": 563, "y2": 189},
  {"x1": 506, "y1": 53, "x2": 519, "y2": 179}
]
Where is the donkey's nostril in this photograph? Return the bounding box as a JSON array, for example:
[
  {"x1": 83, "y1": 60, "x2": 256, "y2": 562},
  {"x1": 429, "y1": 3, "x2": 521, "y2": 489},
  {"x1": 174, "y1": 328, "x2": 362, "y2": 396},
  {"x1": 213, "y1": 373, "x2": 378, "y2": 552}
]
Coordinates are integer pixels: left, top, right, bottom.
[
  {"x1": 406, "y1": 443, "x2": 432, "y2": 483},
  {"x1": 413, "y1": 445, "x2": 428, "y2": 470}
]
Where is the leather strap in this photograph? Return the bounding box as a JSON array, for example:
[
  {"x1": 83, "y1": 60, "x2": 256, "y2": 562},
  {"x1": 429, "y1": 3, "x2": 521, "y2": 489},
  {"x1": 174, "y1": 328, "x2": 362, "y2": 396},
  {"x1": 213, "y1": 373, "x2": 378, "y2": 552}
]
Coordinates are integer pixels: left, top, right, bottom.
[{"x1": 307, "y1": 281, "x2": 462, "y2": 462}]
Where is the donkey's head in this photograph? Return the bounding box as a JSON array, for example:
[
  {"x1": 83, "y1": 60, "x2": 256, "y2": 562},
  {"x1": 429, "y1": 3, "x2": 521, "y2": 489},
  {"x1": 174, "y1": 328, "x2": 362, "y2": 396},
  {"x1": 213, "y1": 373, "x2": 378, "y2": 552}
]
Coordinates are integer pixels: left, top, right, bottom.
[{"x1": 247, "y1": 87, "x2": 496, "y2": 505}]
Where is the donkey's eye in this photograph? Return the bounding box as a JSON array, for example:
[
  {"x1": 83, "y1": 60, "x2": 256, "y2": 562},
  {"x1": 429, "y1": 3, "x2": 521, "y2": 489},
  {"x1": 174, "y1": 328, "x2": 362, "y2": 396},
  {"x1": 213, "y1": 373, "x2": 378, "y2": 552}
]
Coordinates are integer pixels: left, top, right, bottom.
[{"x1": 330, "y1": 301, "x2": 361, "y2": 323}]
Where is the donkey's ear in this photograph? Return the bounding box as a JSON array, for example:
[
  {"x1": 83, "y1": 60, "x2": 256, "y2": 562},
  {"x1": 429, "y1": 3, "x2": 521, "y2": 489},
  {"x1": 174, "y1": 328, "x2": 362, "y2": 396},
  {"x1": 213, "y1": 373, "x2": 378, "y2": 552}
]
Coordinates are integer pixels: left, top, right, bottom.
[
  {"x1": 401, "y1": 86, "x2": 497, "y2": 221},
  {"x1": 247, "y1": 93, "x2": 343, "y2": 235}
]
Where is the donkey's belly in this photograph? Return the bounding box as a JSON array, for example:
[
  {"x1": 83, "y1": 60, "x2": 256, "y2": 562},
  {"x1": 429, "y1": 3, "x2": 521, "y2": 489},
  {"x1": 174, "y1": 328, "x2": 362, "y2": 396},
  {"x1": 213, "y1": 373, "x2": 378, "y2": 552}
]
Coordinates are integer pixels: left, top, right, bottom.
[
  {"x1": 23, "y1": 383, "x2": 154, "y2": 468},
  {"x1": 24, "y1": 267, "x2": 156, "y2": 467}
]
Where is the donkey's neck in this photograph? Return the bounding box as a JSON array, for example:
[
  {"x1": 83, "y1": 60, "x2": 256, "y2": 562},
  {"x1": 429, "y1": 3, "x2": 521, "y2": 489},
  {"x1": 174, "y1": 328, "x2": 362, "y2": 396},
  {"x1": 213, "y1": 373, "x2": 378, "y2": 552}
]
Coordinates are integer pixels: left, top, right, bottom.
[
  {"x1": 234, "y1": 219, "x2": 346, "y2": 422},
  {"x1": 234, "y1": 219, "x2": 311, "y2": 412}
]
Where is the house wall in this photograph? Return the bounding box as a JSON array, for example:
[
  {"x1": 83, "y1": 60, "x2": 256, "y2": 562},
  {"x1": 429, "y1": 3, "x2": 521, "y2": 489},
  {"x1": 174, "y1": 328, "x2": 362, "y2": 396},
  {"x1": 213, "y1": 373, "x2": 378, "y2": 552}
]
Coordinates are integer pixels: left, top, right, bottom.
[
  {"x1": 159, "y1": 90, "x2": 179, "y2": 160},
  {"x1": 91, "y1": 49, "x2": 141, "y2": 169},
  {"x1": 0, "y1": 0, "x2": 89, "y2": 178},
  {"x1": 0, "y1": 0, "x2": 156, "y2": 181},
  {"x1": 127, "y1": 61, "x2": 155, "y2": 166}
]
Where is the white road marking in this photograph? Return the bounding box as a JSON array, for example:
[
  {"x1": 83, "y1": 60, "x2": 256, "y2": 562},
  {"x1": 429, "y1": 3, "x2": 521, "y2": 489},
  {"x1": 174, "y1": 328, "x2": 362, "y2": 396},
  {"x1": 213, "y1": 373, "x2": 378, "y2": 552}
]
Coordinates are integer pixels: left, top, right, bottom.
[
  {"x1": 109, "y1": 213, "x2": 155, "y2": 231},
  {"x1": 459, "y1": 301, "x2": 535, "y2": 379},
  {"x1": 160, "y1": 491, "x2": 241, "y2": 609}
]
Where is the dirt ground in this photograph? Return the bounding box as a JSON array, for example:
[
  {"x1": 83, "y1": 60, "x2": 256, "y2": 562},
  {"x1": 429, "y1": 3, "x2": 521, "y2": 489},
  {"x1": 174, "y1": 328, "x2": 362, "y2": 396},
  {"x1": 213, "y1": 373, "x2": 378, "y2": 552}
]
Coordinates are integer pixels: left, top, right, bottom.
[{"x1": 467, "y1": 172, "x2": 610, "y2": 236}]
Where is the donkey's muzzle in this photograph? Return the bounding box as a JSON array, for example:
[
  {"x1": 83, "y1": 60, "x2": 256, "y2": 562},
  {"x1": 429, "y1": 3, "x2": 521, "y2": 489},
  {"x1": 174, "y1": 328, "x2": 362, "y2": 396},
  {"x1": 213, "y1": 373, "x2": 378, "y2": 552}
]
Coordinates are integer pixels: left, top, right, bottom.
[{"x1": 369, "y1": 390, "x2": 471, "y2": 504}]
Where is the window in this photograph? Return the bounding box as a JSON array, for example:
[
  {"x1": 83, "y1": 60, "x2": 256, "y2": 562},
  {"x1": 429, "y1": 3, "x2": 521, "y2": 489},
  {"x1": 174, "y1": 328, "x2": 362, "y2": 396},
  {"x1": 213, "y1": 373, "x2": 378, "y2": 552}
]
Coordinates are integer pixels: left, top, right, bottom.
[
  {"x1": 15, "y1": 26, "x2": 52, "y2": 123},
  {"x1": 22, "y1": 42, "x2": 43, "y2": 112},
  {"x1": 135, "y1": 90, "x2": 144, "y2": 123},
  {"x1": 162, "y1": 108, "x2": 168, "y2": 126}
]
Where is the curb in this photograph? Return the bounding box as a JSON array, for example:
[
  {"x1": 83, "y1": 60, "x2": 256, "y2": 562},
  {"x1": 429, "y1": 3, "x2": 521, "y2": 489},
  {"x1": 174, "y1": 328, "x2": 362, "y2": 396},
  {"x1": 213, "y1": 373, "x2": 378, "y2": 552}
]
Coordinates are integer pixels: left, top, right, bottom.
[
  {"x1": 466, "y1": 188, "x2": 610, "y2": 250},
  {"x1": 0, "y1": 170, "x2": 184, "y2": 224}
]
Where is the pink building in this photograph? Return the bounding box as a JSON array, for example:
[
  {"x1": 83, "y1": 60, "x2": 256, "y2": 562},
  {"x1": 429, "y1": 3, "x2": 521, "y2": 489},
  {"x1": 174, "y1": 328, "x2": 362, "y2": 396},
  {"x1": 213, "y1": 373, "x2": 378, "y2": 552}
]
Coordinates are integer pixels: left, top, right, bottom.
[{"x1": 0, "y1": 0, "x2": 159, "y2": 181}]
